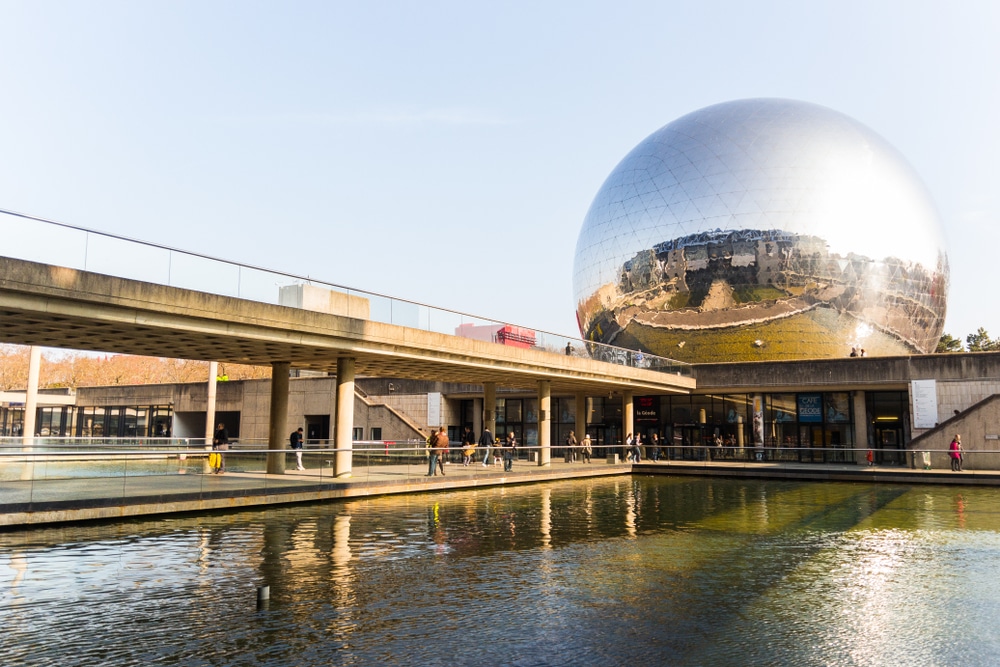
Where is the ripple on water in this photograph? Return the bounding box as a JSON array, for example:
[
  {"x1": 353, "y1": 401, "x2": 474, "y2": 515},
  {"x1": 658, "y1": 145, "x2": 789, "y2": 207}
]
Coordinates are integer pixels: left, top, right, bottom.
[{"x1": 3, "y1": 478, "x2": 1000, "y2": 666}]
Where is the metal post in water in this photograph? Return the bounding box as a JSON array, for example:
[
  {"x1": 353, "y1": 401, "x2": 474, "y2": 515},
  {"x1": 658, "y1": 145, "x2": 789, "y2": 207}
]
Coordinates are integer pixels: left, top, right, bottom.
[{"x1": 257, "y1": 585, "x2": 270, "y2": 610}]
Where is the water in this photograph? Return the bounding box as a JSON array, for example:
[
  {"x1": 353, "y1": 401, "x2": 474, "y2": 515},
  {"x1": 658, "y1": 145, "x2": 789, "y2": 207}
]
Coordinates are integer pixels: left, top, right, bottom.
[{"x1": 2, "y1": 476, "x2": 999, "y2": 666}]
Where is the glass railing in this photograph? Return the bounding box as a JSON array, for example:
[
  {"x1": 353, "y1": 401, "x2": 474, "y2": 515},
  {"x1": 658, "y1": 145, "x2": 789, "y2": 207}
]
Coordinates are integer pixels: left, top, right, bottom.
[
  {"x1": 2, "y1": 438, "x2": 991, "y2": 504},
  {"x1": 0, "y1": 207, "x2": 690, "y2": 376}
]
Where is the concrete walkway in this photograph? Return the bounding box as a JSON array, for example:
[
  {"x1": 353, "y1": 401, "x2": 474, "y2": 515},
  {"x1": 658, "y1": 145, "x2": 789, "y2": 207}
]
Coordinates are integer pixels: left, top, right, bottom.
[{"x1": 2, "y1": 457, "x2": 997, "y2": 529}]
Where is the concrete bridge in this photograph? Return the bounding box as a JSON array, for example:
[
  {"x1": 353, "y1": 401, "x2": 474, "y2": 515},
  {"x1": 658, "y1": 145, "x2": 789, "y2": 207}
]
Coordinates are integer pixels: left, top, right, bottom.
[{"x1": 0, "y1": 255, "x2": 694, "y2": 475}]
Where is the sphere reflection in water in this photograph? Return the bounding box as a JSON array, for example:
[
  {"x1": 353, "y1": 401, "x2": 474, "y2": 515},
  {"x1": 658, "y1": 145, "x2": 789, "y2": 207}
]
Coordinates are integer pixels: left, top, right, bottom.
[
  {"x1": 573, "y1": 99, "x2": 949, "y2": 362},
  {"x1": 2, "y1": 479, "x2": 1000, "y2": 666}
]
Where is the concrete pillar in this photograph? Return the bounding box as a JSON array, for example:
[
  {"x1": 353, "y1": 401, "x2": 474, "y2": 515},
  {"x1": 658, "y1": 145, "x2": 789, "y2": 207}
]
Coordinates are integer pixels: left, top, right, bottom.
[
  {"x1": 23, "y1": 345, "x2": 41, "y2": 445},
  {"x1": 575, "y1": 392, "x2": 587, "y2": 441},
  {"x1": 334, "y1": 357, "x2": 355, "y2": 478},
  {"x1": 472, "y1": 397, "x2": 483, "y2": 439},
  {"x1": 852, "y1": 390, "x2": 868, "y2": 465},
  {"x1": 266, "y1": 361, "x2": 290, "y2": 475},
  {"x1": 623, "y1": 391, "x2": 634, "y2": 444},
  {"x1": 205, "y1": 361, "x2": 218, "y2": 448},
  {"x1": 483, "y1": 382, "x2": 496, "y2": 435},
  {"x1": 538, "y1": 380, "x2": 551, "y2": 466}
]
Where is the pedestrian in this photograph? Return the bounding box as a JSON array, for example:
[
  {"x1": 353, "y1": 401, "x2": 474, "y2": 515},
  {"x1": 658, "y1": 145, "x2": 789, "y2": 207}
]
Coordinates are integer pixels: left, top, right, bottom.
[
  {"x1": 650, "y1": 433, "x2": 661, "y2": 462},
  {"x1": 850, "y1": 347, "x2": 858, "y2": 357},
  {"x1": 503, "y1": 432, "x2": 515, "y2": 471},
  {"x1": 461, "y1": 426, "x2": 476, "y2": 466},
  {"x1": 290, "y1": 426, "x2": 305, "y2": 470},
  {"x1": 632, "y1": 433, "x2": 642, "y2": 463},
  {"x1": 480, "y1": 426, "x2": 494, "y2": 467},
  {"x1": 581, "y1": 433, "x2": 592, "y2": 463},
  {"x1": 624, "y1": 433, "x2": 633, "y2": 463},
  {"x1": 866, "y1": 448, "x2": 874, "y2": 466},
  {"x1": 950, "y1": 434, "x2": 963, "y2": 471},
  {"x1": 565, "y1": 430, "x2": 577, "y2": 463},
  {"x1": 427, "y1": 427, "x2": 448, "y2": 476},
  {"x1": 212, "y1": 422, "x2": 229, "y2": 474}
]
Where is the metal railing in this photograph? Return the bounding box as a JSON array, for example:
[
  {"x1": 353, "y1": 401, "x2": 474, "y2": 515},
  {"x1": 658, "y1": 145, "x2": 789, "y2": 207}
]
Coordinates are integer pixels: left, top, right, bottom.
[
  {"x1": 2, "y1": 440, "x2": 994, "y2": 520},
  {"x1": 0, "y1": 207, "x2": 690, "y2": 375}
]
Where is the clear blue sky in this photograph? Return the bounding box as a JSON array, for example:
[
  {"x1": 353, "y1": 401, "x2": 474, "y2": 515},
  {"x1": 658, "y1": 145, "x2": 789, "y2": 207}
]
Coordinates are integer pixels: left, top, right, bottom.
[{"x1": 1, "y1": 1, "x2": 997, "y2": 344}]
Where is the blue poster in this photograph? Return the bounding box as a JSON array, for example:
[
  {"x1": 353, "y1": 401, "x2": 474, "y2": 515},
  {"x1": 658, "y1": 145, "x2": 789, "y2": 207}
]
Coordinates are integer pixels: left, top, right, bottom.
[{"x1": 798, "y1": 394, "x2": 822, "y2": 423}]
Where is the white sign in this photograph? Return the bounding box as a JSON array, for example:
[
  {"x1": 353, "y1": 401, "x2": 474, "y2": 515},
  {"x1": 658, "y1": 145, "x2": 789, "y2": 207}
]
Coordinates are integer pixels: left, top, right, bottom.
[
  {"x1": 427, "y1": 392, "x2": 441, "y2": 428},
  {"x1": 911, "y1": 380, "x2": 938, "y2": 429}
]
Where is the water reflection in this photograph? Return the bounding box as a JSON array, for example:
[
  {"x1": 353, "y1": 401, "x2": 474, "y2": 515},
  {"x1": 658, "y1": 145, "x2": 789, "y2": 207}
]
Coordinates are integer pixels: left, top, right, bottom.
[{"x1": 2, "y1": 477, "x2": 1000, "y2": 665}]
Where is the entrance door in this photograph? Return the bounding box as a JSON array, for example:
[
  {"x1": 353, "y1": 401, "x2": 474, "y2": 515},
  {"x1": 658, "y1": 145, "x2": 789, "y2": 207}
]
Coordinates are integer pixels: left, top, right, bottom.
[
  {"x1": 800, "y1": 425, "x2": 825, "y2": 462},
  {"x1": 305, "y1": 415, "x2": 330, "y2": 444},
  {"x1": 874, "y1": 426, "x2": 904, "y2": 465}
]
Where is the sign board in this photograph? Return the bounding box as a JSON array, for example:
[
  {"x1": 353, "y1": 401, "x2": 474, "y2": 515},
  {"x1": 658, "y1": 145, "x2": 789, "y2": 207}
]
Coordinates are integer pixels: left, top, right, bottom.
[
  {"x1": 797, "y1": 393, "x2": 823, "y2": 423},
  {"x1": 427, "y1": 392, "x2": 441, "y2": 428},
  {"x1": 911, "y1": 380, "x2": 938, "y2": 429},
  {"x1": 635, "y1": 396, "x2": 659, "y2": 424}
]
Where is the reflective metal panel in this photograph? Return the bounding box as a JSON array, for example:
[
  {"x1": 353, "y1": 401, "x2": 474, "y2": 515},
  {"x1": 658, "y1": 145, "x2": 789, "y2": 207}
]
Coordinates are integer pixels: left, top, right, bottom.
[{"x1": 573, "y1": 99, "x2": 949, "y2": 361}]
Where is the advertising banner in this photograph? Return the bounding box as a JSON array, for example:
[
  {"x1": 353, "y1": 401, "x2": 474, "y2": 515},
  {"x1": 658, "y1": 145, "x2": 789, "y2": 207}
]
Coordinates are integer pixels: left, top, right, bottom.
[
  {"x1": 635, "y1": 396, "x2": 659, "y2": 424},
  {"x1": 798, "y1": 393, "x2": 823, "y2": 423}
]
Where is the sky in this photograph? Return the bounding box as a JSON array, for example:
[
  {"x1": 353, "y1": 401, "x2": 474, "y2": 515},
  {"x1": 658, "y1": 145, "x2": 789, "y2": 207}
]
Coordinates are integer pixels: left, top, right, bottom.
[{"x1": 1, "y1": 1, "x2": 998, "y2": 344}]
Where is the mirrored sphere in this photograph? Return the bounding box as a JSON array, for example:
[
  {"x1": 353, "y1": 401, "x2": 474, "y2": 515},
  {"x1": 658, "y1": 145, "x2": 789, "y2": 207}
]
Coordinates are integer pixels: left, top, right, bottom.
[{"x1": 573, "y1": 98, "x2": 949, "y2": 362}]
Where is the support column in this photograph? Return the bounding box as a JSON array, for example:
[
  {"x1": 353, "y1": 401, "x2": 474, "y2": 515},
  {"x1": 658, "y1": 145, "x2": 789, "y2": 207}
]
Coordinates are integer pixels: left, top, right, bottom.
[
  {"x1": 334, "y1": 357, "x2": 355, "y2": 478},
  {"x1": 23, "y1": 345, "x2": 41, "y2": 445},
  {"x1": 472, "y1": 398, "x2": 483, "y2": 439},
  {"x1": 538, "y1": 380, "x2": 551, "y2": 466},
  {"x1": 575, "y1": 392, "x2": 587, "y2": 442},
  {"x1": 205, "y1": 361, "x2": 218, "y2": 448},
  {"x1": 623, "y1": 390, "x2": 634, "y2": 445},
  {"x1": 852, "y1": 390, "x2": 868, "y2": 465},
  {"x1": 483, "y1": 382, "x2": 496, "y2": 435},
  {"x1": 267, "y1": 361, "x2": 290, "y2": 475}
]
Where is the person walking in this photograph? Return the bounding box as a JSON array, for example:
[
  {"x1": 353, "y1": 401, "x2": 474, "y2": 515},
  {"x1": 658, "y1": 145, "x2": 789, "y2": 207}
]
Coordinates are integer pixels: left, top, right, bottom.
[
  {"x1": 430, "y1": 426, "x2": 448, "y2": 476},
  {"x1": 950, "y1": 434, "x2": 963, "y2": 471},
  {"x1": 290, "y1": 427, "x2": 305, "y2": 470},
  {"x1": 479, "y1": 425, "x2": 493, "y2": 467},
  {"x1": 212, "y1": 422, "x2": 229, "y2": 474},
  {"x1": 624, "y1": 433, "x2": 633, "y2": 463},
  {"x1": 503, "y1": 432, "x2": 515, "y2": 471},
  {"x1": 650, "y1": 433, "x2": 661, "y2": 462},
  {"x1": 565, "y1": 430, "x2": 577, "y2": 463},
  {"x1": 581, "y1": 433, "x2": 592, "y2": 463}
]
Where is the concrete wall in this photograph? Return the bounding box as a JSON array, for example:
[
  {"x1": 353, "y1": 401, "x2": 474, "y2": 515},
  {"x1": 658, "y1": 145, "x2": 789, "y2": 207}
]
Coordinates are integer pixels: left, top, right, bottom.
[
  {"x1": 909, "y1": 395, "x2": 1000, "y2": 470},
  {"x1": 692, "y1": 352, "x2": 1000, "y2": 393}
]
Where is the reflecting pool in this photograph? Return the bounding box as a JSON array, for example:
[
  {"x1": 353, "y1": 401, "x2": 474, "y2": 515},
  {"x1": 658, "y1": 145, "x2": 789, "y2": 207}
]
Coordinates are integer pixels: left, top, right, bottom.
[{"x1": 3, "y1": 476, "x2": 1000, "y2": 666}]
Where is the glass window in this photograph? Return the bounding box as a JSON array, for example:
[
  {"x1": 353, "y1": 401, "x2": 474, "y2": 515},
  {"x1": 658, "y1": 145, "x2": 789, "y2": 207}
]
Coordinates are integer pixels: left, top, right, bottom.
[
  {"x1": 824, "y1": 393, "x2": 851, "y2": 423},
  {"x1": 505, "y1": 399, "x2": 522, "y2": 424}
]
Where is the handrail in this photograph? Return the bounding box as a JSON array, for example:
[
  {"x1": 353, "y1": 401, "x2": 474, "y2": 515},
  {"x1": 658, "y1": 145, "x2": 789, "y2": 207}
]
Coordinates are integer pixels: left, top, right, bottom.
[{"x1": 0, "y1": 207, "x2": 691, "y2": 375}]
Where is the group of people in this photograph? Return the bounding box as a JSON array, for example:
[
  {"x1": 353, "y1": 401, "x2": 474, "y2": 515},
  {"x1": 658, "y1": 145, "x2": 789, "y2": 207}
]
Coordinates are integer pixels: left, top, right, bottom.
[
  {"x1": 563, "y1": 430, "x2": 593, "y2": 463},
  {"x1": 430, "y1": 426, "x2": 517, "y2": 475},
  {"x1": 623, "y1": 432, "x2": 662, "y2": 462}
]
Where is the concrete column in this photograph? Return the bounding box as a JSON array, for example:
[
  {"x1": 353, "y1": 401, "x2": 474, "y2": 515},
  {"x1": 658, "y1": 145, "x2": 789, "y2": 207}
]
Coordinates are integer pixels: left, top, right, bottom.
[
  {"x1": 266, "y1": 361, "x2": 290, "y2": 475},
  {"x1": 334, "y1": 357, "x2": 355, "y2": 478},
  {"x1": 483, "y1": 382, "x2": 496, "y2": 435},
  {"x1": 623, "y1": 391, "x2": 634, "y2": 443},
  {"x1": 472, "y1": 397, "x2": 483, "y2": 439},
  {"x1": 23, "y1": 345, "x2": 41, "y2": 445},
  {"x1": 575, "y1": 392, "x2": 587, "y2": 441},
  {"x1": 538, "y1": 380, "x2": 551, "y2": 466},
  {"x1": 205, "y1": 361, "x2": 218, "y2": 448},
  {"x1": 852, "y1": 390, "x2": 868, "y2": 465}
]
